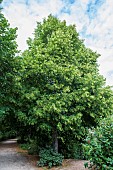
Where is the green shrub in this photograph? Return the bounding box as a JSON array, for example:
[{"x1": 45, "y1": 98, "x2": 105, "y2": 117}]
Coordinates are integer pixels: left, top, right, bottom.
[
  {"x1": 0, "y1": 132, "x2": 3, "y2": 141},
  {"x1": 83, "y1": 116, "x2": 113, "y2": 169},
  {"x1": 28, "y1": 140, "x2": 40, "y2": 155},
  {"x1": 68, "y1": 142, "x2": 85, "y2": 159},
  {"x1": 20, "y1": 140, "x2": 40, "y2": 155},
  {"x1": 37, "y1": 147, "x2": 64, "y2": 168},
  {"x1": 20, "y1": 143, "x2": 30, "y2": 150},
  {"x1": 61, "y1": 140, "x2": 85, "y2": 159}
]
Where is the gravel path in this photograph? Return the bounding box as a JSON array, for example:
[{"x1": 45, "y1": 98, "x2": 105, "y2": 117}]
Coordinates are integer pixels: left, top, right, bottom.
[{"x1": 0, "y1": 139, "x2": 36, "y2": 170}]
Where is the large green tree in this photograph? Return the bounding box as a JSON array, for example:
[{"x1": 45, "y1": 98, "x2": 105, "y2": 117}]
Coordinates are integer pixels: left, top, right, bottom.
[
  {"x1": 0, "y1": 2, "x2": 18, "y2": 132},
  {"x1": 17, "y1": 15, "x2": 113, "y2": 152}
]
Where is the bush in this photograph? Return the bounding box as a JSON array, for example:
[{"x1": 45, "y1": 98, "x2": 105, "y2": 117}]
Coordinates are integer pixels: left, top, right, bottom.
[
  {"x1": 0, "y1": 129, "x2": 17, "y2": 141},
  {"x1": 20, "y1": 143, "x2": 30, "y2": 150},
  {"x1": 67, "y1": 142, "x2": 85, "y2": 159},
  {"x1": 83, "y1": 116, "x2": 113, "y2": 169},
  {"x1": 20, "y1": 140, "x2": 40, "y2": 155},
  {"x1": 60, "y1": 140, "x2": 85, "y2": 159},
  {"x1": 28, "y1": 140, "x2": 40, "y2": 155},
  {"x1": 37, "y1": 147, "x2": 64, "y2": 168}
]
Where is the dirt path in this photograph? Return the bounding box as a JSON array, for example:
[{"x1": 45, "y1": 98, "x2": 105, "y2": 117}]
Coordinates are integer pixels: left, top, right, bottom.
[
  {"x1": 0, "y1": 139, "x2": 88, "y2": 170},
  {"x1": 0, "y1": 139, "x2": 36, "y2": 170}
]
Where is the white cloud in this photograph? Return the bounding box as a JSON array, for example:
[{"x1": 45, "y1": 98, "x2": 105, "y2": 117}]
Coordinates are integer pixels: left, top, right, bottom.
[
  {"x1": 2, "y1": 1, "x2": 38, "y2": 51},
  {"x1": 2, "y1": 0, "x2": 65, "y2": 51},
  {"x1": 84, "y1": 1, "x2": 113, "y2": 86}
]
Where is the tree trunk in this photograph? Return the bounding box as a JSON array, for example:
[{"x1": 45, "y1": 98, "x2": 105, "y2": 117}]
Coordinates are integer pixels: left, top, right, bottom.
[{"x1": 52, "y1": 129, "x2": 58, "y2": 153}]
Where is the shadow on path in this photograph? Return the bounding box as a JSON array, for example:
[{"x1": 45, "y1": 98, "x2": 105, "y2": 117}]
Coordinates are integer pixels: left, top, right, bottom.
[{"x1": 0, "y1": 139, "x2": 17, "y2": 148}]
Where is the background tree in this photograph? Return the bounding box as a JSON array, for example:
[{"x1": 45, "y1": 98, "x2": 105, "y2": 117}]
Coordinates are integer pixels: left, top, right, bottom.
[
  {"x1": 17, "y1": 15, "x2": 113, "y2": 152},
  {"x1": 0, "y1": 2, "x2": 18, "y2": 139}
]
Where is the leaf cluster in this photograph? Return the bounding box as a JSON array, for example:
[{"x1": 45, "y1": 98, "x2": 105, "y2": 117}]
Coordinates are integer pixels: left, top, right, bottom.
[{"x1": 37, "y1": 147, "x2": 64, "y2": 168}]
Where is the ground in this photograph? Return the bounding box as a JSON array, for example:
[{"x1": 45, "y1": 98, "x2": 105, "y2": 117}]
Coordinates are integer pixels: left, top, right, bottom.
[{"x1": 0, "y1": 139, "x2": 89, "y2": 170}]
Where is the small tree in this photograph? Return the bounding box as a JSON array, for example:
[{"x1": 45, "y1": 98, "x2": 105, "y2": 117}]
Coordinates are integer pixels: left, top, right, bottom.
[{"x1": 18, "y1": 15, "x2": 113, "y2": 152}]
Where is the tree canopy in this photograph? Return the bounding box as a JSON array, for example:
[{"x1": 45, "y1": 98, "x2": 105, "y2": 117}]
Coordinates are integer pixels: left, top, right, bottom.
[{"x1": 15, "y1": 15, "x2": 113, "y2": 151}]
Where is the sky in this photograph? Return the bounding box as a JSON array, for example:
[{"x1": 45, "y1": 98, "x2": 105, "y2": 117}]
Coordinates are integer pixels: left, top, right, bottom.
[{"x1": 1, "y1": 0, "x2": 113, "y2": 86}]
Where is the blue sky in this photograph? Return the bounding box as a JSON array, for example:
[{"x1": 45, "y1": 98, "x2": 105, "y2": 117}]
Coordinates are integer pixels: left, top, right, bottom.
[{"x1": 1, "y1": 0, "x2": 113, "y2": 86}]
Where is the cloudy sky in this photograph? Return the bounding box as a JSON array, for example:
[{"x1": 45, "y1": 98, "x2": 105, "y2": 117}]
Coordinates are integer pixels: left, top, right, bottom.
[{"x1": 1, "y1": 0, "x2": 113, "y2": 86}]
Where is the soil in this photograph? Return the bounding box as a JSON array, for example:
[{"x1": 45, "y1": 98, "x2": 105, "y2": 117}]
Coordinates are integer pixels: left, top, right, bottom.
[{"x1": 0, "y1": 139, "x2": 89, "y2": 170}]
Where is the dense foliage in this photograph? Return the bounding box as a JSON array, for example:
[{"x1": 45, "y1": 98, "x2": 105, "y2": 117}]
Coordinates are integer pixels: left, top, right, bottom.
[
  {"x1": 16, "y1": 15, "x2": 113, "y2": 153},
  {"x1": 84, "y1": 116, "x2": 113, "y2": 169},
  {"x1": 37, "y1": 147, "x2": 64, "y2": 168},
  {"x1": 0, "y1": 2, "x2": 18, "y2": 140}
]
